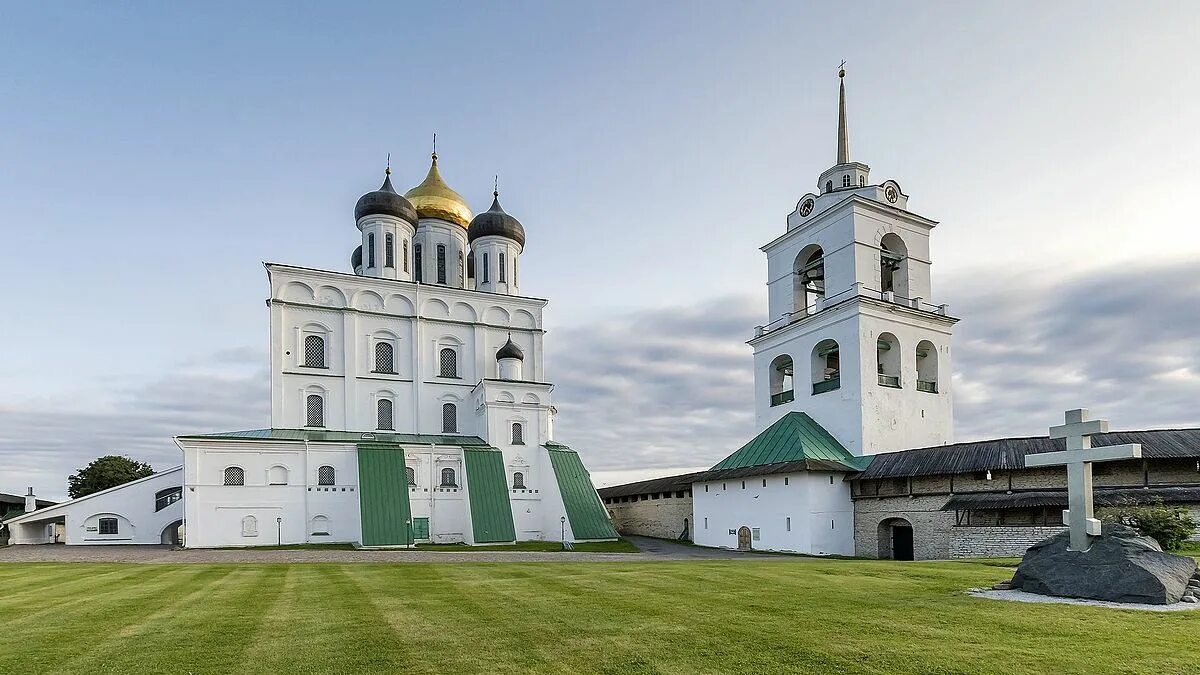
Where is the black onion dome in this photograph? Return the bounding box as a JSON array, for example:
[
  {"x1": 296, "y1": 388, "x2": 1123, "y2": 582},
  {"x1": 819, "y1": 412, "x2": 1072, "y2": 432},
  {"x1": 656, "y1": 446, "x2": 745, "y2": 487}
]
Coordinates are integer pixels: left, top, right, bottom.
[
  {"x1": 351, "y1": 245, "x2": 363, "y2": 269},
  {"x1": 468, "y1": 194, "x2": 526, "y2": 247},
  {"x1": 496, "y1": 336, "x2": 524, "y2": 361},
  {"x1": 354, "y1": 172, "x2": 418, "y2": 224}
]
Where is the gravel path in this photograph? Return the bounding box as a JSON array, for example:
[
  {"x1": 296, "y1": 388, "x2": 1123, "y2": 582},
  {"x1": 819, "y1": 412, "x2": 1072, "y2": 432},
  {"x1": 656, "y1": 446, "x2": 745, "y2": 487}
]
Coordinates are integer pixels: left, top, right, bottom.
[
  {"x1": 0, "y1": 536, "x2": 764, "y2": 564},
  {"x1": 969, "y1": 588, "x2": 1200, "y2": 612}
]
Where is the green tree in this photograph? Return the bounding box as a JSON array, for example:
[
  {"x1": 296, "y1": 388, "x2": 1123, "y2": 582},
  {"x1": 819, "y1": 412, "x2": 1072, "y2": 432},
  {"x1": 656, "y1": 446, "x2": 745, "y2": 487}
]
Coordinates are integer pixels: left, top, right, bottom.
[
  {"x1": 67, "y1": 455, "x2": 155, "y2": 499},
  {"x1": 1101, "y1": 498, "x2": 1197, "y2": 551}
]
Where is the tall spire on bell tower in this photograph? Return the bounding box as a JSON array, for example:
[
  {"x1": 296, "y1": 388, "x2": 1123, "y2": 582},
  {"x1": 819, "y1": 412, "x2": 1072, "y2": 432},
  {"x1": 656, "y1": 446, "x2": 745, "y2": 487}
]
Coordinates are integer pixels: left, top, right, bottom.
[{"x1": 836, "y1": 61, "x2": 849, "y2": 165}]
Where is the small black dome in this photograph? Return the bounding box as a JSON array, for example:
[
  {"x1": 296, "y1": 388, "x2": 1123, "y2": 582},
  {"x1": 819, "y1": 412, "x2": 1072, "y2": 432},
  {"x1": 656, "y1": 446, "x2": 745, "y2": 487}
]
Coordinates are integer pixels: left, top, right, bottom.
[
  {"x1": 468, "y1": 194, "x2": 525, "y2": 247},
  {"x1": 355, "y1": 172, "x2": 418, "y2": 224},
  {"x1": 351, "y1": 245, "x2": 363, "y2": 269},
  {"x1": 496, "y1": 336, "x2": 524, "y2": 361}
]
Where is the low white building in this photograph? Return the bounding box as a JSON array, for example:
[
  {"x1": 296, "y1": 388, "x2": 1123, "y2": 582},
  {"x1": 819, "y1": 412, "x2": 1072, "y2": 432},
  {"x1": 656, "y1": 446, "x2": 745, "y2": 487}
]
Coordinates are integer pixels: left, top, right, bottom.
[{"x1": 3, "y1": 468, "x2": 183, "y2": 545}]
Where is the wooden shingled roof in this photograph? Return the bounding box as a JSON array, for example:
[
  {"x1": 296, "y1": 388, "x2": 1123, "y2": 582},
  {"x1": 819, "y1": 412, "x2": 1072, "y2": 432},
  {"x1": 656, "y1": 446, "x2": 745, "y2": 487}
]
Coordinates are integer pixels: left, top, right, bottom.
[{"x1": 856, "y1": 429, "x2": 1200, "y2": 480}]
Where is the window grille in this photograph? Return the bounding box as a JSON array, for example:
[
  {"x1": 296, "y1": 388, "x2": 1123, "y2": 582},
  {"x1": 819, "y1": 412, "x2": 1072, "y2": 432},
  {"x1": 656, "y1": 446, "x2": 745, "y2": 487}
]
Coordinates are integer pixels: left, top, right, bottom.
[
  {"x1": 842, "y1": 175, "x2": 851, "y2": 187},
  {"x1": 414, "y1": 244, "x2": 423, "y2": 282},
  {"x1": 155, "y1": 487, "x2": 182, "y2": 512},
  {"x1": 439, "y1": 348, "x2": 457, "y2": 378},
  {"x1": 385, "y1": 233, "x2": 395, "y2": 267},
  {"x1": 499, "y1": 252, "x2": 507, "y2": 283},
  {"x1": 374, "y1": 341, "x2": 394, "y2": 373},
  {"x1": 306, "y1": 394, "x2": 325, "y2": 428},
  {"x1": 318, "y1": 465, "x2": 335, "y2": 486},
  {"x1": 458, "y1": 252, "x2": 465, "y2": 285},
  {"x1": 403, "y1": 239, "x2": 409, "y2": 272},
  {"x1": 436, "y1": 244, "x2": 447, "y2": 284},
  {"x1": 442, "y1": 402, "x2": 457, "y2": 433},
  {"x1": 377, "y1": 398, "x2": 394, "y2": 430},
  {"x1": 99, "y1": 517, "x2": 118, "y2": 535},
  {"x1": 406, "y1": 466, "x2": 416, "y2": 486},
  {"x1": 513, "y1": 257, "x2": 518, "y2": 286},
  {"x1": 303, "y1": 335, "x2": 325, "y2": 367},
  {"x1": 368, "y1": 233, "x2": 376, "y2": 268},
  {"x1": 224, "y1": 466, "x2": 245, "y2": 486},
  {"x1": 511, "y1": 422, "x2": 524, "y2": 445},
  {"x1": 482, "y1": 254, "x2": 489, "y2": 283},
  {"x1": 441, "y1": 467, "x2": 456, "y2": 487},
  {"x1": 513, "y1": 472, "x2": 526, "y2": 489}
]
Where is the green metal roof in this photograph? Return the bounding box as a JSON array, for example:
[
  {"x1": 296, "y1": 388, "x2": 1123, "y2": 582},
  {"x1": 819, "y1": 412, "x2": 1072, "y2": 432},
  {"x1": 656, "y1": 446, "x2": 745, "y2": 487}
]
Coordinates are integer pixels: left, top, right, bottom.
[
  {"x1": 709, "y1": 412, "x2": 866, "y2": 472},
  {"x1": 180, "y1": 428, "x2": 489, "y2": 446},
  {"x1": 463, "y1": 448, "x2": 517, "y2": 543},
  {"x1": 357, "y1": 443, "x2": 414, "y2": 547},
  {"x1": 1, "y1": 510, "x2": 25, "y2": 524},
  {"x1": 545, "y1": 442, "x2": 618, "y2": 541}
]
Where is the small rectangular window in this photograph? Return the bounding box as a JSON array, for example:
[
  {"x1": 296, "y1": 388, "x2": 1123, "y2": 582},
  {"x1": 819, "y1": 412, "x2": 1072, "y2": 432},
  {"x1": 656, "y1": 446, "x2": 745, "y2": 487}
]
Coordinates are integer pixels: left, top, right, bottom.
[
  {"x1": 414, "y1": 244, "x2": 423, "y2": 282},
  {"x1": 436, "y1": 244, "x2": 447, "y2": 284},
  {"x1": 762, "y1": 479, "x2": 767, "y2": 488},
  {"x1": 385, "y1": 233, "x2": 395, "y2": 267},
  {"x1": 786, "y1": 517, "x2": 791, "y2": 532},
  {"x1": 499, "y1": 251, "x2": 507, "y2": 283},
  {"x1": 705, "y1": 485, "x2": 709, "y2": 492},
  {"x1": 751, "y1": 528, "x2": 760, "y2": 541},
  {"x1": 830, "y1": 475, "x2": 835, "y2": 485},
  {"x1": 784, "y1": 476, "x2": 789, "y2": 486},
  {"x1": 98, "y1": 518, "x2": 118, "y2": 535},
  {"x1": 704, "y1": 517, "x2": 708, "y2": 529}
]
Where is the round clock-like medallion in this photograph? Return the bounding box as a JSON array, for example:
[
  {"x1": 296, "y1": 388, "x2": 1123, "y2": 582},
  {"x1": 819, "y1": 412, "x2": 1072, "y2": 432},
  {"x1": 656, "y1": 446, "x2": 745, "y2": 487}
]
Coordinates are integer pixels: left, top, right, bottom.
[
  {"x1": 885, "y1": 186, "x2": 898, "y2": 203},
  {"x1": 799, "y1": 198, "x2": 814, "y2": 216}
]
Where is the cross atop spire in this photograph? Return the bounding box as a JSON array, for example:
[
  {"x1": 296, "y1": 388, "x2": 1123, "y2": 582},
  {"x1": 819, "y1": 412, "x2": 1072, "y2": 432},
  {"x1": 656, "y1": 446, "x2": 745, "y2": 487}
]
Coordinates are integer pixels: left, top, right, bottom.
[
  {"x1": 432, "y1": 132, "x2": 438, "y2": 161},
  {"x1": 385, "y1": 152, "x2": 391, "y2": 176},
  {"x1": 837, "y1": 62, "x2": 850, "y2": 165}
]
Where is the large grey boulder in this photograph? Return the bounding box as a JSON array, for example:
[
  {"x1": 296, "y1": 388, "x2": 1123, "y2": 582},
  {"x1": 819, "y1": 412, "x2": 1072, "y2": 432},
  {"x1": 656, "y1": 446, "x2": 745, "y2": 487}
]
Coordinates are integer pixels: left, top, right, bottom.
[{"x1": 1012, "y1": 523, "x2": 1197, "y2": 604}]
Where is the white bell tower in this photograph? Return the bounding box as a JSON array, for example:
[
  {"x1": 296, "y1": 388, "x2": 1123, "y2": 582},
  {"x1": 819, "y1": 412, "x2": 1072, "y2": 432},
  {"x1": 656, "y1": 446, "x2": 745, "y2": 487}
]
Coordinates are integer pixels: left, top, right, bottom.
[{"x1": 748, "y1": 67, "x2": 959, "y2": 456}]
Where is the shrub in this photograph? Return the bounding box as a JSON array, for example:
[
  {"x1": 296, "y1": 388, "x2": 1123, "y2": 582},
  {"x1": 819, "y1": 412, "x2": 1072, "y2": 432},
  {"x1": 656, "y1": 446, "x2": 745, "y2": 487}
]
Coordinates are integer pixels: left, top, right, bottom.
[{"x1": 1101, "y1": 499, "x2": 1197, "y2": 551}]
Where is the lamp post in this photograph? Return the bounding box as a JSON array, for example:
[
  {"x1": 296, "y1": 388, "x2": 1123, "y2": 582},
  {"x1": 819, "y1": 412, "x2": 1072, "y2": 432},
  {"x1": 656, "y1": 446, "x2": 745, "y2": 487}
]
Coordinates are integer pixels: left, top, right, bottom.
[
  {"x1": 560, "y1": 515, "x2": 566, "y2": 550},
  {"x1": 276, "y1": 517, "x2": 282, "y2": 547},
  {"x1": 406, "y1": 518, "x2": 412, "y2": 549}
]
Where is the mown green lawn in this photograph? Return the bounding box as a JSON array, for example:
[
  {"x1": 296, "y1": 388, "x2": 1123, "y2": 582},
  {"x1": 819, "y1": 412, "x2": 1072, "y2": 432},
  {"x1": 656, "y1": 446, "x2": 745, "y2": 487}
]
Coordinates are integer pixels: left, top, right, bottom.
[{"x1": 0, "y1": 559, "x2": 1195, "y2": 674}]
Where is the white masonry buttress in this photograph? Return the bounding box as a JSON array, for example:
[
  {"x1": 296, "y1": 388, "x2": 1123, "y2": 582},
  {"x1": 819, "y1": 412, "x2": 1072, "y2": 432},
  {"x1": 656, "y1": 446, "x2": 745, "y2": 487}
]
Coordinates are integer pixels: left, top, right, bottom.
[{"x1": 748, "y1": 67, "x2": 960, "y2": 456}]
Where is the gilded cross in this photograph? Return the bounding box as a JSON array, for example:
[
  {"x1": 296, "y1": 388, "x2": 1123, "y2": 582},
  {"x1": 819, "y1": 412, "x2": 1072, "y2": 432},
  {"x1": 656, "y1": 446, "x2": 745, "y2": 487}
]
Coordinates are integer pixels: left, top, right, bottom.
[{"x1": 1024, "y1": 409, "x2": 1141, "y2": 552}]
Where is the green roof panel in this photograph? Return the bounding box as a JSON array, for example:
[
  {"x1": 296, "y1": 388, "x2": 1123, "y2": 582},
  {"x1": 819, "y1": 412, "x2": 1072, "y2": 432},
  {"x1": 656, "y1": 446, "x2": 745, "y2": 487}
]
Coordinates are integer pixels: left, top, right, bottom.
[
  {"x1": 463, "y1": 448, "x2": 517, "y2": 543},
  {"x1": 357, "y1": 443, "x2": 414, "y2": 547},
  {"x1": 709, "y1": 412, "x2": 865, "y2": 472},
  {"x1": 545, "y1": 442, "x2": 618, "y2": 541}
]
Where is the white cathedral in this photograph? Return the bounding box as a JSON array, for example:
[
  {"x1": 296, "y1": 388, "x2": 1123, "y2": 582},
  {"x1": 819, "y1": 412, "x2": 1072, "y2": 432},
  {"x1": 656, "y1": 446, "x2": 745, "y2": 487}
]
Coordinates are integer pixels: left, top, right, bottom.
[{"x1": 5, "y1": 152, "x2": 617, "y2": 547}]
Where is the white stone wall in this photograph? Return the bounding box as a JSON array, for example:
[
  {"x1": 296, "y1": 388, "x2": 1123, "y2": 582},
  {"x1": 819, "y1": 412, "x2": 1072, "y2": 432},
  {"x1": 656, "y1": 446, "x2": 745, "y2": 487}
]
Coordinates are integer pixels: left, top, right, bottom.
[
  {"x1": 606, "y1": 496, "x2": 693, "y2": 540},
  {"x1": 948, "y1": 526, "x2": 1066, "y2": 558},
  {"x1": 693, "y1": 472, "x2": 853, "y2": 555},
  {"x1": 8, "y1": 468, "x2": 184, "y2": 546}
]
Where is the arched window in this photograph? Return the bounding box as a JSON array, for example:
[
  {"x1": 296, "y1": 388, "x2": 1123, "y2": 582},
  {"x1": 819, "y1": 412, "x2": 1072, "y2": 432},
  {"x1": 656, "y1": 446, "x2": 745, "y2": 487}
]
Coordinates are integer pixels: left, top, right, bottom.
[
  {"x1": 793, "y1": 246, "x2": 825, "y2": 315},
  {"x1": 268, "y1": 465, "x2": 289, "y2": 485},
  {"x1": 512, "y1": 471, "x2": 526, "y2": 489},
  {"x1": 377, "y1": 398, "x2": 394, "y2": 430},
  {"x1": 811, "y1": 339, "x2": 841, "y2": 394},
  {"x1": 241, "y1": 515, "x2": 258, "y2": 537},
  {"x1": 441, "y1": 467, "x2": 457, "y2": 487},
  {"x1": 439, "y1": 347, "x2": 458, "y2": 378},
  {"x1": 880, "y1": 233, "x2": 909, "y2": 298},
  {"x1": 303, "y1": 335, "x2": 326, "y2": 368},
  {"x1": 842, "y1": 174, "x2": 851, "y2": 187},
  {"x1": 825, "y1": 180, "x2": 832, "y2": 193},
  {"x1": 406, "y1": 466, "x2": 416, "y2": 486},
  {"x1": 224, "y1": 466, "x2": 245, "y2": 486},
  {"x1": 458, "y1": 252, "x2": 465, "y2": 285},
  {"x1": 368, "y1": 233, "x2": 376, "y2": 268},
  {"x1": 385, "y1": 233, "x2": 395, "y2": 267},
  {"x1": 481, "y1": 253, "x2": 490, "y2": 283},
  {"x1": 414, "y1": 244, "x2": 423, "y2": 282},
  {"x1": 511, "y1": 422, "x2": 524, "y2": 445},
  {"x1": 916, "y1": 340, "x2": 939, "y2": 393},
  {"x1": 318, "y1": 465, "x2": 336, "y2": 486},
  {"x1": 877, "y1": 333, "x2": 901, "y2": 388},
  {"x1": 769, "y1": 354, "x2": 794, "y2": 406},
  {"x1": 859, "y1": 176, "x2": 866, "y2": 186},
  {"x1": 442, "y1": 402, "x2": 457, "y2": 433},
  {"x1": 310, "y1": 515, "x2": 331, "y2": 536},
  {"x1": 436, "y1": 244, "x2": 447, "y2": 284},
  {"x1": 513, "y1": 257, "x2": 518, "y2": 285},
  {"x1": 499, "y1": 251, "x2": 507, "y2": 283},
  {"x1": 155, "y1": 486, "x2": 182, "y2": 511},
  {"x1": 403, "y1": 239, "x2": 410, "y2": 273},
  {"x1": 375, "y1": 341, "x2": 394, "y2": 374},
  {"x1": 306, "y1": 393, "x2": 325, "y2": 428}
]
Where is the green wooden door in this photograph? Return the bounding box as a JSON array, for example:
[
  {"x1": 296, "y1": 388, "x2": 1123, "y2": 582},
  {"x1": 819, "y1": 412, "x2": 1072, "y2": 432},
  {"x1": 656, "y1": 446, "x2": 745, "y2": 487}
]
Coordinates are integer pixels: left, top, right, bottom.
[{"x1": 412, "y1": 517, "x2": 430, "y2": 540}]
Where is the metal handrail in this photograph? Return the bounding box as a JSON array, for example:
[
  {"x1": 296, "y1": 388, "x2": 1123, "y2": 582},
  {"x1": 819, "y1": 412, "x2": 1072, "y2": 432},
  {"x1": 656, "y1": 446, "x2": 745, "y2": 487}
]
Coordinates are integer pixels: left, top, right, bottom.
[{"x1": 754, "y1": 284, "x2": 950, "y2": 338}]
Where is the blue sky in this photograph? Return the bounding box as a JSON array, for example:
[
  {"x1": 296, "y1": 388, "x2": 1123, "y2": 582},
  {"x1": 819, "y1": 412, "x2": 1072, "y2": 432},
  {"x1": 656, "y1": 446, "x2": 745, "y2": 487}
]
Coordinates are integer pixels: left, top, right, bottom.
[{"x1": 3, "y1": 2, "x2": 1199, "y2": 498}]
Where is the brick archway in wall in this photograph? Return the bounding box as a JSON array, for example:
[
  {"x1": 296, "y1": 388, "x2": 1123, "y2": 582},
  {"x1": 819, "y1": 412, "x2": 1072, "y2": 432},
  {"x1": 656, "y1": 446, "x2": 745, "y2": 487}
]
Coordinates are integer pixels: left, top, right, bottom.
[{"x1": 877, "y1": 517, "x2": 914, "y2": 561}]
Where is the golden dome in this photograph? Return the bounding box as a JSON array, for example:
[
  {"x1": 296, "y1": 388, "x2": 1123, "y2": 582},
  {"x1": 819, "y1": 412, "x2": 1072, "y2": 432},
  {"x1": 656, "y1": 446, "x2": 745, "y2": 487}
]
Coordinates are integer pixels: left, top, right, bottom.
[{"x1": 404, "y1": 153, "x2": 473, "y2": 228}]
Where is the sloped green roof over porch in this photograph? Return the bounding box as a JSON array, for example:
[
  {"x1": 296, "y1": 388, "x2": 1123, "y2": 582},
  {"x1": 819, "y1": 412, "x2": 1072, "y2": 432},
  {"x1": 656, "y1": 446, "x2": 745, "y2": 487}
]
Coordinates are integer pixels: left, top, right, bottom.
[
  {"x1": 463, "y1": 448, "x2": 517, "y2": 543},
  {"x1": 357, "y1": 443, "x2": 413, "y2": 547},
  {"x1": 545, "y1": 442, "x2": 618, "y2": 541},
  {"x1": 710, "y1": 412, "x2": 866, "y2": 472}
]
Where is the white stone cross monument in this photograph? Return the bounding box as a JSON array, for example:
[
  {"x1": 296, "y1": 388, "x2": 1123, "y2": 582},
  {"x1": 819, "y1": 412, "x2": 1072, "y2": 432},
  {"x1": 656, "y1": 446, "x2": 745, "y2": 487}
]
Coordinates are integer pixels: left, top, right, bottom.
[{"x1": 1024, "y1": 409, "x2": 1142, "y2": 552}]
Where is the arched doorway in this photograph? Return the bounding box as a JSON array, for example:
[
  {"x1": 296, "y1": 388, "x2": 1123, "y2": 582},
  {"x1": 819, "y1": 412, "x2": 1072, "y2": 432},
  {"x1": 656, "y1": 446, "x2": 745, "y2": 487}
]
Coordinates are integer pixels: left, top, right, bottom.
[
  {"x1": 877, "y1": 518, "x2": 914, "y2": 561},
  {"x1": 161, "y1": 520, "x2": 184, "y2": 546},
  {"x1": 681, "y1": 518, "x2": 690, "y2": 542},
  {"x1": 737, "y1": 526, "x2": 752, "y2": 551}
]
